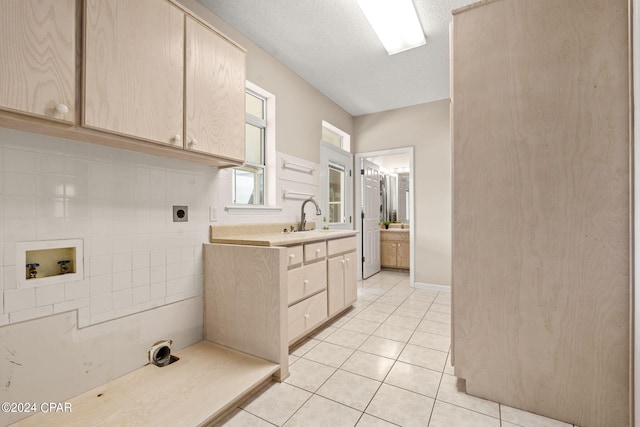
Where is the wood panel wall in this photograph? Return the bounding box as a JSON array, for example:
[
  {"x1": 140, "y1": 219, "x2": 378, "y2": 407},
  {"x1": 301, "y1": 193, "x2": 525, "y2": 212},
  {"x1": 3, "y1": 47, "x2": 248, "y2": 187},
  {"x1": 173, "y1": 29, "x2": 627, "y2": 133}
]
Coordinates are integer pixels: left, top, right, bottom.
[{"x1": 451, "y1": 1, "x2": 631, "y2": 426}]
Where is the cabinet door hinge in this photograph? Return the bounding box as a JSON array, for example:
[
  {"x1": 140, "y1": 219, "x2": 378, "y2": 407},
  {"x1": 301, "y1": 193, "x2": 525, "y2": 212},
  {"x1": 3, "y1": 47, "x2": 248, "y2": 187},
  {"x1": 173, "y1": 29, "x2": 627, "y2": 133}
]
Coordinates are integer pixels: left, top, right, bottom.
[
  {"x1": 362, "y1": 256, "x2": 365, "y2": 262},
  {"x1": 361, "y1": 212, "x2": 365, "y2": 219},
  {"x1": 349, "y1": 170, "x2": 352, "y2": 177},
  {"x1": 349, "y1": 215, "x2": 352, "y2": 223},
  {"x1": 361, "y1": 169, "x2": 364, "y2": 175}
]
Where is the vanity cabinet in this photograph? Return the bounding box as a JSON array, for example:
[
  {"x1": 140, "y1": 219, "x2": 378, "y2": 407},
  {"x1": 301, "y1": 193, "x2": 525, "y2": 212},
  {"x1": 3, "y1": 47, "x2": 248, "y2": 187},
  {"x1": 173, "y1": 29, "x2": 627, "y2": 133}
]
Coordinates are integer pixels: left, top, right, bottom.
[
  {"x1": 204, "y1": 228, "x2": 358, "y2": 382},
  {"x1": 185, "y1": 16, "x2": 245, "y2": 161},
  {"x1": 287, "y1": 243, "x2": 327, "y2": 343},
  {"x1": 380, "y1": 231, "x2": 409, "y2": 269},
  {"x1": 83, "y1": 0, "x2": 185, "y2": 147},
  {"x1": 0, "y1": 0, "x2": 76, "y2": 123},
  {"x1": 327, "y1": 237, "x2": 357, "y2": 317}
]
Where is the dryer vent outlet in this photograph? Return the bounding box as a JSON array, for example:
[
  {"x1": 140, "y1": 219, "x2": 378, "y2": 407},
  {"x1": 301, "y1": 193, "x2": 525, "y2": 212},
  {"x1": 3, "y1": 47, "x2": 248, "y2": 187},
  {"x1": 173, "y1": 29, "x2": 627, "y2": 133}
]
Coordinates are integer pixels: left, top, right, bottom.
[{"x1": 149, "y1": 340, "x2": 174, "y2": 367}]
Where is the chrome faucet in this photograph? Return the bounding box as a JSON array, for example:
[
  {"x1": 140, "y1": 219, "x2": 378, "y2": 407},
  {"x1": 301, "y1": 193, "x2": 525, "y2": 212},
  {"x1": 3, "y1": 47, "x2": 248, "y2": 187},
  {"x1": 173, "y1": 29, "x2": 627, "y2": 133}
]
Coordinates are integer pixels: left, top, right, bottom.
[{"x1": 300, "y1": 198, "x2": 321, "y2": 231}]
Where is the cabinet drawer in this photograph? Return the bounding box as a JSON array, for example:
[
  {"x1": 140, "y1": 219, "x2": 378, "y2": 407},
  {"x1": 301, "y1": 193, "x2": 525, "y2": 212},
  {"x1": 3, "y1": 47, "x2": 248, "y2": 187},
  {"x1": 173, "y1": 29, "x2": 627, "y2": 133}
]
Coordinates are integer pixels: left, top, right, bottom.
[
  {"x1": 304, "y1": 241, "x2": 326, "y2": 263},
  {"x1": 287, "y1": 245, "x2": 303, "y2": 268},
  {"x1": 327, "y1": 237, "x2": 357, "y2": 256},
  {"x1": 288, "y1": 260, "x2": 327, "y2": 305},
  {"x1": 288, "y1": 291, "x2": 327, "y2": 343}
]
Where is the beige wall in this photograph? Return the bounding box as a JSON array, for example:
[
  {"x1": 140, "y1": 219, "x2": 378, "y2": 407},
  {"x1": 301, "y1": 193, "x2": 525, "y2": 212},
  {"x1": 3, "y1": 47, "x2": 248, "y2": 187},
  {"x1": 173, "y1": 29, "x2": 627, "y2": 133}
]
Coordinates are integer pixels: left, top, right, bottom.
[
  {"x1": 354, "y1": 100, "x2": 451, "y2": 286},
  {"x1": 179, "y1": 0, "x2": 354, "y2": 164}
]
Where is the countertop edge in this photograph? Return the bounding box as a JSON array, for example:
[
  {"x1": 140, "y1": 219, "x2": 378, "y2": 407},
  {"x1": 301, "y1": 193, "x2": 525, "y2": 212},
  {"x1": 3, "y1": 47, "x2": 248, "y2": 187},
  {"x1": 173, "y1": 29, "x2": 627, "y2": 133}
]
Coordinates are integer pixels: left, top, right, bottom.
[{"x1": 209, "y1": 230, "x2": 359, "y2": 247}]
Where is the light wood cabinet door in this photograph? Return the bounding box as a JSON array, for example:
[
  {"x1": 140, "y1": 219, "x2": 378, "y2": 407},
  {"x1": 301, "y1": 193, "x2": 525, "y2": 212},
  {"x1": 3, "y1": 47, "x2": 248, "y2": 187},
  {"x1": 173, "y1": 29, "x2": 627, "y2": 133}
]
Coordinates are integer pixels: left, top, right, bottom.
[
  {"x1": 396, "y1": 241, "x2": 410, "y2": 269},
  {"x1": 288, "y1": 291, "x2": 327, "y2": 343},
  {"x1": 0, "y1": 0, "x2": 75, "y2": 123},
  {"x1": 185, "y1": 16, "x2": 245, "y2": 161},
  {"x1": 83, "y1": 0, "x2": 184, "y2": 146},
  {"x1": 380, "y1": 241, "x2": 397, "y2": 268},
  {"x1": 343, "y1": 251, "x2": 357, "y2": 306},
  {"x1": 327, "y1": 256, "x2": 345, "y2": 317}
]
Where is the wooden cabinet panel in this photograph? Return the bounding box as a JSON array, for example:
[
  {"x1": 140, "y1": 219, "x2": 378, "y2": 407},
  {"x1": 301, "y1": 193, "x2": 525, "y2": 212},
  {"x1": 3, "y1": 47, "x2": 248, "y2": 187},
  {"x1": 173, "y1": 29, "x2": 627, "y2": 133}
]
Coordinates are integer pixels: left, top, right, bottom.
[
  {"x1": 286, "y1": 245, "x2": 303, "y2": 268},
  {"x1": 327, "y1": 236, "x2": 357, "y2": 256},
  {"x1": 343, "y1": 251, "x2": 357, "y2": 306},
  {"x1": 83, "y1": 0, "x2": 184, "y2": 146},
  {"x1": 396, "y1": 242, "x2": 410, "y2": 269},
  {"x1": 287, "y1": 260, "x2": 326, "y2": 305},
  {"x1": 380, "y1": 241, "x2": 397, "y2": 268},
  {"x1": 327, "y1": 247, "x2": 357, "y2": 316},
  {"x1": 452, "y1": 1, "x2": 630, "y2": 426},
  {"x1": 327, "y1": 256, "x2": 345, "y2": 317},
  {"x1": 304, "y1": 241, "x2": 326, "y2": 263},
  {"x1": 185, "y1": 16, "x2": 245, "y2": 161},
  {"x1": 380, "y1": 240, "x2": 409, "y2": 269},
  {"x1": 288, "y1": 291, "x2": 327, "y2": 343},
  {"x1": 0, "y1": 0, "x2": 75, "y2": 123}
]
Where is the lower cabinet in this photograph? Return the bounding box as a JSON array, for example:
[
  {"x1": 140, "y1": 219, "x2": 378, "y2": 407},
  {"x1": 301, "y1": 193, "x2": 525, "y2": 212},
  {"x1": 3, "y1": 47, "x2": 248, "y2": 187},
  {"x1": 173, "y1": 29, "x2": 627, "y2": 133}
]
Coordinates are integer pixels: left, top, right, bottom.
[
  {"x1": 287, "y1": 236, "x2": 357, "y2": 343},
  {"x1": 327, "y1": 236, "x2": 357, "y2": 317},
  {"x1": 380, "y1": 235, "x2": 410, "y2": 269},
  {"x1": 288, "y1": 291, "x2": 327, "y2": 343}
]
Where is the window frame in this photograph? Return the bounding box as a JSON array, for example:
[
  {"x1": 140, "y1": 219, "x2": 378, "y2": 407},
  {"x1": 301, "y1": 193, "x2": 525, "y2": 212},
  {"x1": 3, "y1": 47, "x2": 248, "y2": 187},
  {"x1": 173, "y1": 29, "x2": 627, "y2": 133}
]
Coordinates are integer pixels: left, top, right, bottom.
[
  {"x1": 226, "y1": 82, "x2": 280, "y2": 214},
  {"x1": 232, "y1": 88, "x2": 267, "y2": 205}
]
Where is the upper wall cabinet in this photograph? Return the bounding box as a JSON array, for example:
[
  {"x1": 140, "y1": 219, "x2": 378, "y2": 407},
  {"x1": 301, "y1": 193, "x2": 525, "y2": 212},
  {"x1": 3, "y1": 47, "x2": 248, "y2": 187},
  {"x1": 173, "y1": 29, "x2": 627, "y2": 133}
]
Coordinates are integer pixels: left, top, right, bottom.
[
  {"x1": 0, "y1": 0, "x2": 76, "y2": 123},
  {"x1": 185, "y1": 17, "x2": 245, "y2": 162},
  {"x1": 83, "y1": 0, "x2": 185, "y2": 147}
]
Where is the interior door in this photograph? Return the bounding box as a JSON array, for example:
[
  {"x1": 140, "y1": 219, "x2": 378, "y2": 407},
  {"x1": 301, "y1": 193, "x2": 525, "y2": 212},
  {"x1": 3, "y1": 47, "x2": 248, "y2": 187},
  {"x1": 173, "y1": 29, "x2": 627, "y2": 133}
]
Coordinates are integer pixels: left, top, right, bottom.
[{"x1": 362, "y1": 159, "x2": 381, "y2": 278}]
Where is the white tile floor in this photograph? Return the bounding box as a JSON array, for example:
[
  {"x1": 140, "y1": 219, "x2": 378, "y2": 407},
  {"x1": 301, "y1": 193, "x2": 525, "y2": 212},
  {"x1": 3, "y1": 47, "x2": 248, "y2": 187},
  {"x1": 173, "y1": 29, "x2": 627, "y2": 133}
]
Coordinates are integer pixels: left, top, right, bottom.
[{"x1": 215, "y1": 270, "x2": 578, "y2": 427}]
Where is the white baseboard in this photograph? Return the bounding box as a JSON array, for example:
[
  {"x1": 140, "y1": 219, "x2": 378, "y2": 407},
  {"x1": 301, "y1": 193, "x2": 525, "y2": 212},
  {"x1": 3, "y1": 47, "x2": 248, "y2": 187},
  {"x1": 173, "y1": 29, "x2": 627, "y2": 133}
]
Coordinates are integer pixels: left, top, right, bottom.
[{"x1": 414, "y1": 282, "x2": 451, "y2": 292}]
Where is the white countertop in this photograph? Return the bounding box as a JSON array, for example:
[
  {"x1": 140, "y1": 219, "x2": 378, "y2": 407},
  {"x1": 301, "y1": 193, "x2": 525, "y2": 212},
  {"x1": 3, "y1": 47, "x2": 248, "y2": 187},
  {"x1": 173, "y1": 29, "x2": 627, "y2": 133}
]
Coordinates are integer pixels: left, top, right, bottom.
[{"x1": 210, "y1": 229, "x2": 358, "y2": 247}]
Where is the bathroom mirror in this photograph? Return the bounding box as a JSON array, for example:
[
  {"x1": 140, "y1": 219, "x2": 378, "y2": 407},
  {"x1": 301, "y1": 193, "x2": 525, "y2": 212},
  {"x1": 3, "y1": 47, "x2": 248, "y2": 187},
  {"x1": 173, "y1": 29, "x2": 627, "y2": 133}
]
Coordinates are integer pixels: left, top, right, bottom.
[{"x1": 380, "y1": 173, "x2": 410, "y2": 224}]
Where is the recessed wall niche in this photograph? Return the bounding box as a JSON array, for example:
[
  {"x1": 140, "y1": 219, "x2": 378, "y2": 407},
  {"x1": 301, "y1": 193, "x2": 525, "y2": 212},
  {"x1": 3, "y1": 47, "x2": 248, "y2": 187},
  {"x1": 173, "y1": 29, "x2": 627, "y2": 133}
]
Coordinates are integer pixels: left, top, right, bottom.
[{"x1": 16, "y1": 239, "x2": 84, "y2": 288}]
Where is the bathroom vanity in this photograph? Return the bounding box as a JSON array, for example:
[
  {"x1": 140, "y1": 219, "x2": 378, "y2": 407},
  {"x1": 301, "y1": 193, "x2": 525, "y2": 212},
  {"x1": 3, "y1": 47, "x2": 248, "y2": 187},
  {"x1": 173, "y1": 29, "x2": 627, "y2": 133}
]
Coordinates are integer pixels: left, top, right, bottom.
[
  {"x1": 203, "y1": 223, "x2": 358, "y2": 381},
  {"x1": 380, "y1": 229, "x2": 409, "y2": 269}
]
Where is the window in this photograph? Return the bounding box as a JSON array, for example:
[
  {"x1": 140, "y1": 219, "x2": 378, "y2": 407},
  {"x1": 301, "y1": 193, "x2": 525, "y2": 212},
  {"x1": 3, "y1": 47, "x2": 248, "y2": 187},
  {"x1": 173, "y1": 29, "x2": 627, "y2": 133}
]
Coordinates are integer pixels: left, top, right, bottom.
[
  {"x1": 328, "y1": 163, "x2": 345, "y2": 223},
  {"x1": 233, "y1": 90, "x2": 266, "y2": 204},
  {"x1": 322, "y1": 120, "x2": 351, "y2": 152}
]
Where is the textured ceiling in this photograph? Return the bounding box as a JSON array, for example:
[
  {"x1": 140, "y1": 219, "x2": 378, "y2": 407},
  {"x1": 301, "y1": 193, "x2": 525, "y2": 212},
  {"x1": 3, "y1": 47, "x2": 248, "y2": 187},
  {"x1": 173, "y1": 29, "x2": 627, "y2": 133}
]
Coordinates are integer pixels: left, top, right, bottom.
[{"x1": 197, "y1": 0, "x2": 475, "y2": 116}]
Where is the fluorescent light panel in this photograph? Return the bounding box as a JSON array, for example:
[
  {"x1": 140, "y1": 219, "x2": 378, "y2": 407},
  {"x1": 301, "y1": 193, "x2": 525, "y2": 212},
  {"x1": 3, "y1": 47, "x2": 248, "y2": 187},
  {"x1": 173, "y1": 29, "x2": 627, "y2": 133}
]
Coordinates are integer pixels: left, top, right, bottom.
[{"x1": 357, "y1": 0, "x2": 426, "y2": 55}]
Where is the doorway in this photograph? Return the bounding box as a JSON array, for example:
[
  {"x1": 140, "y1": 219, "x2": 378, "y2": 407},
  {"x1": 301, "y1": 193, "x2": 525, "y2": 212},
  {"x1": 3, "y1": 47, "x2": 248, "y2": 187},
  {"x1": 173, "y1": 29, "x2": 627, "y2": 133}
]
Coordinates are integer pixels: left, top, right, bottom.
[{"x1": 355, "y1": 147, "x2": 414, "y2": 286}]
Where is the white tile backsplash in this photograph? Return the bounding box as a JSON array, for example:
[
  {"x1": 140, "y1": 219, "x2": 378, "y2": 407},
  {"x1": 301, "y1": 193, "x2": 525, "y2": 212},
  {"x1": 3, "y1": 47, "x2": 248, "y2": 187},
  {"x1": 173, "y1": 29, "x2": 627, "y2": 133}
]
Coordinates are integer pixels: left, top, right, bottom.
[
  {"x1": 0, "y1": 128, "x2": 214, "y2": 328},
  {"x1": 0, "y1": 128, "x2": 319, "y2": 332},
  {"x1": 4, "y1": 288, "x2": 35, "y2": 312}
]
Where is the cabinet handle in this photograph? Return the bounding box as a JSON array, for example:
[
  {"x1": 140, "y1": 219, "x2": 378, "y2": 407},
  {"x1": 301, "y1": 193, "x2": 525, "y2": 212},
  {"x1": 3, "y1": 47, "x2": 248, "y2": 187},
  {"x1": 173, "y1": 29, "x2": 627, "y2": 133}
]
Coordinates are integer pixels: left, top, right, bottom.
[
  {"x1": 345, "y1": 258, "x2": 350, "y2": 263},
  {"x1": 55, "y1": 103, "x2": 69, "y2": 115},
  {"x1": 289, "y1": 254, "x2": 295, "y2": 259},
  {"x1": 304, "y1": 314, "x2": 310, "y2": 322},
  {"x1": 341, "y1": 259, "x2": 345, "y2": 265},
  {"x1": 303, "y1": 279, "x2": 309, "y2": 286},
  {"x1": 173, "y1": 134, "x2": 182, "y2": 143},
  {"x1": 315, "y1": 248, "x2": 321, "y2": 255},
  {"x1": 189, "y1": 138, "x2": 198, "y2": 147}
]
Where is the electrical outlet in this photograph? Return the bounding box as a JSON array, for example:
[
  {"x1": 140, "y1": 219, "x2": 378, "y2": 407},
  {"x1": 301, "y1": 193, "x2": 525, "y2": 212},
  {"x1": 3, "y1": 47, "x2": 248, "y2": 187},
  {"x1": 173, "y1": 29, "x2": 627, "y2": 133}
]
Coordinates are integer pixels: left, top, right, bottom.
[
  {"x1": 209, "y1": 206, "x2": 218, "y2": 222},
  {"x1": 173, "y1": 206, "x2": 188, "y2": 222}
]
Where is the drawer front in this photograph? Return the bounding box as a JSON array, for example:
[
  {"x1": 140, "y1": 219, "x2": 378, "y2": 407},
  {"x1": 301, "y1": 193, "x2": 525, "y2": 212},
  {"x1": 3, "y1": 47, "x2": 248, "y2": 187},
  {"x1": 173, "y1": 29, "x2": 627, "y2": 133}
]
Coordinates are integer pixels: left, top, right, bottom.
[
  {"x1": 287, "y1": 245, "x2": 303, "y2": 268},
  {"x1": 304, "y1": 241, "x2": 327, "y2": 263},
  {"x1": 288, "y1": 260, "x2": 327, "y2": 305},
  {"x1": 327, "y1": 236, "x2": 357, "y2": 256},
  {"x1": 288, "y1": 291, "x2": 327, "y2": 343}
]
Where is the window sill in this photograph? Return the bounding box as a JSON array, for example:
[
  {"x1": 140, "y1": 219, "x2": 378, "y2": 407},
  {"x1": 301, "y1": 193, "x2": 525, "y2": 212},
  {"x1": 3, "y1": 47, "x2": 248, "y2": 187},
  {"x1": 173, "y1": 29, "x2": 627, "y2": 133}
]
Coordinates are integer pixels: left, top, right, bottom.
[{"x1": 224, "y1": 205, "x2": 283, "y2": 215}]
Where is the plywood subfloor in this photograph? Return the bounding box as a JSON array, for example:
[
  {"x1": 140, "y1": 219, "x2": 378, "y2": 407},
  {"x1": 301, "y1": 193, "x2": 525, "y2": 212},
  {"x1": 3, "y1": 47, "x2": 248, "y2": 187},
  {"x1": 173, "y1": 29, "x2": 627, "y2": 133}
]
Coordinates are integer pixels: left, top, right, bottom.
[{"x1": 12, "y1": 341, "x2": 279, "y2": 427}]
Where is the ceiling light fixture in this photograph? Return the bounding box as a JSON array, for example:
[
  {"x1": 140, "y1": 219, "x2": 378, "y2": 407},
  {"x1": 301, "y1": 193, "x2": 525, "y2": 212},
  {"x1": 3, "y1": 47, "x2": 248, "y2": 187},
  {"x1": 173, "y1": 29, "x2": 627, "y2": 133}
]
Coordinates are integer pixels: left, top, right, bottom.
[{"x1": 356, "y1": 0, "x2": 426, "y2": 55}]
